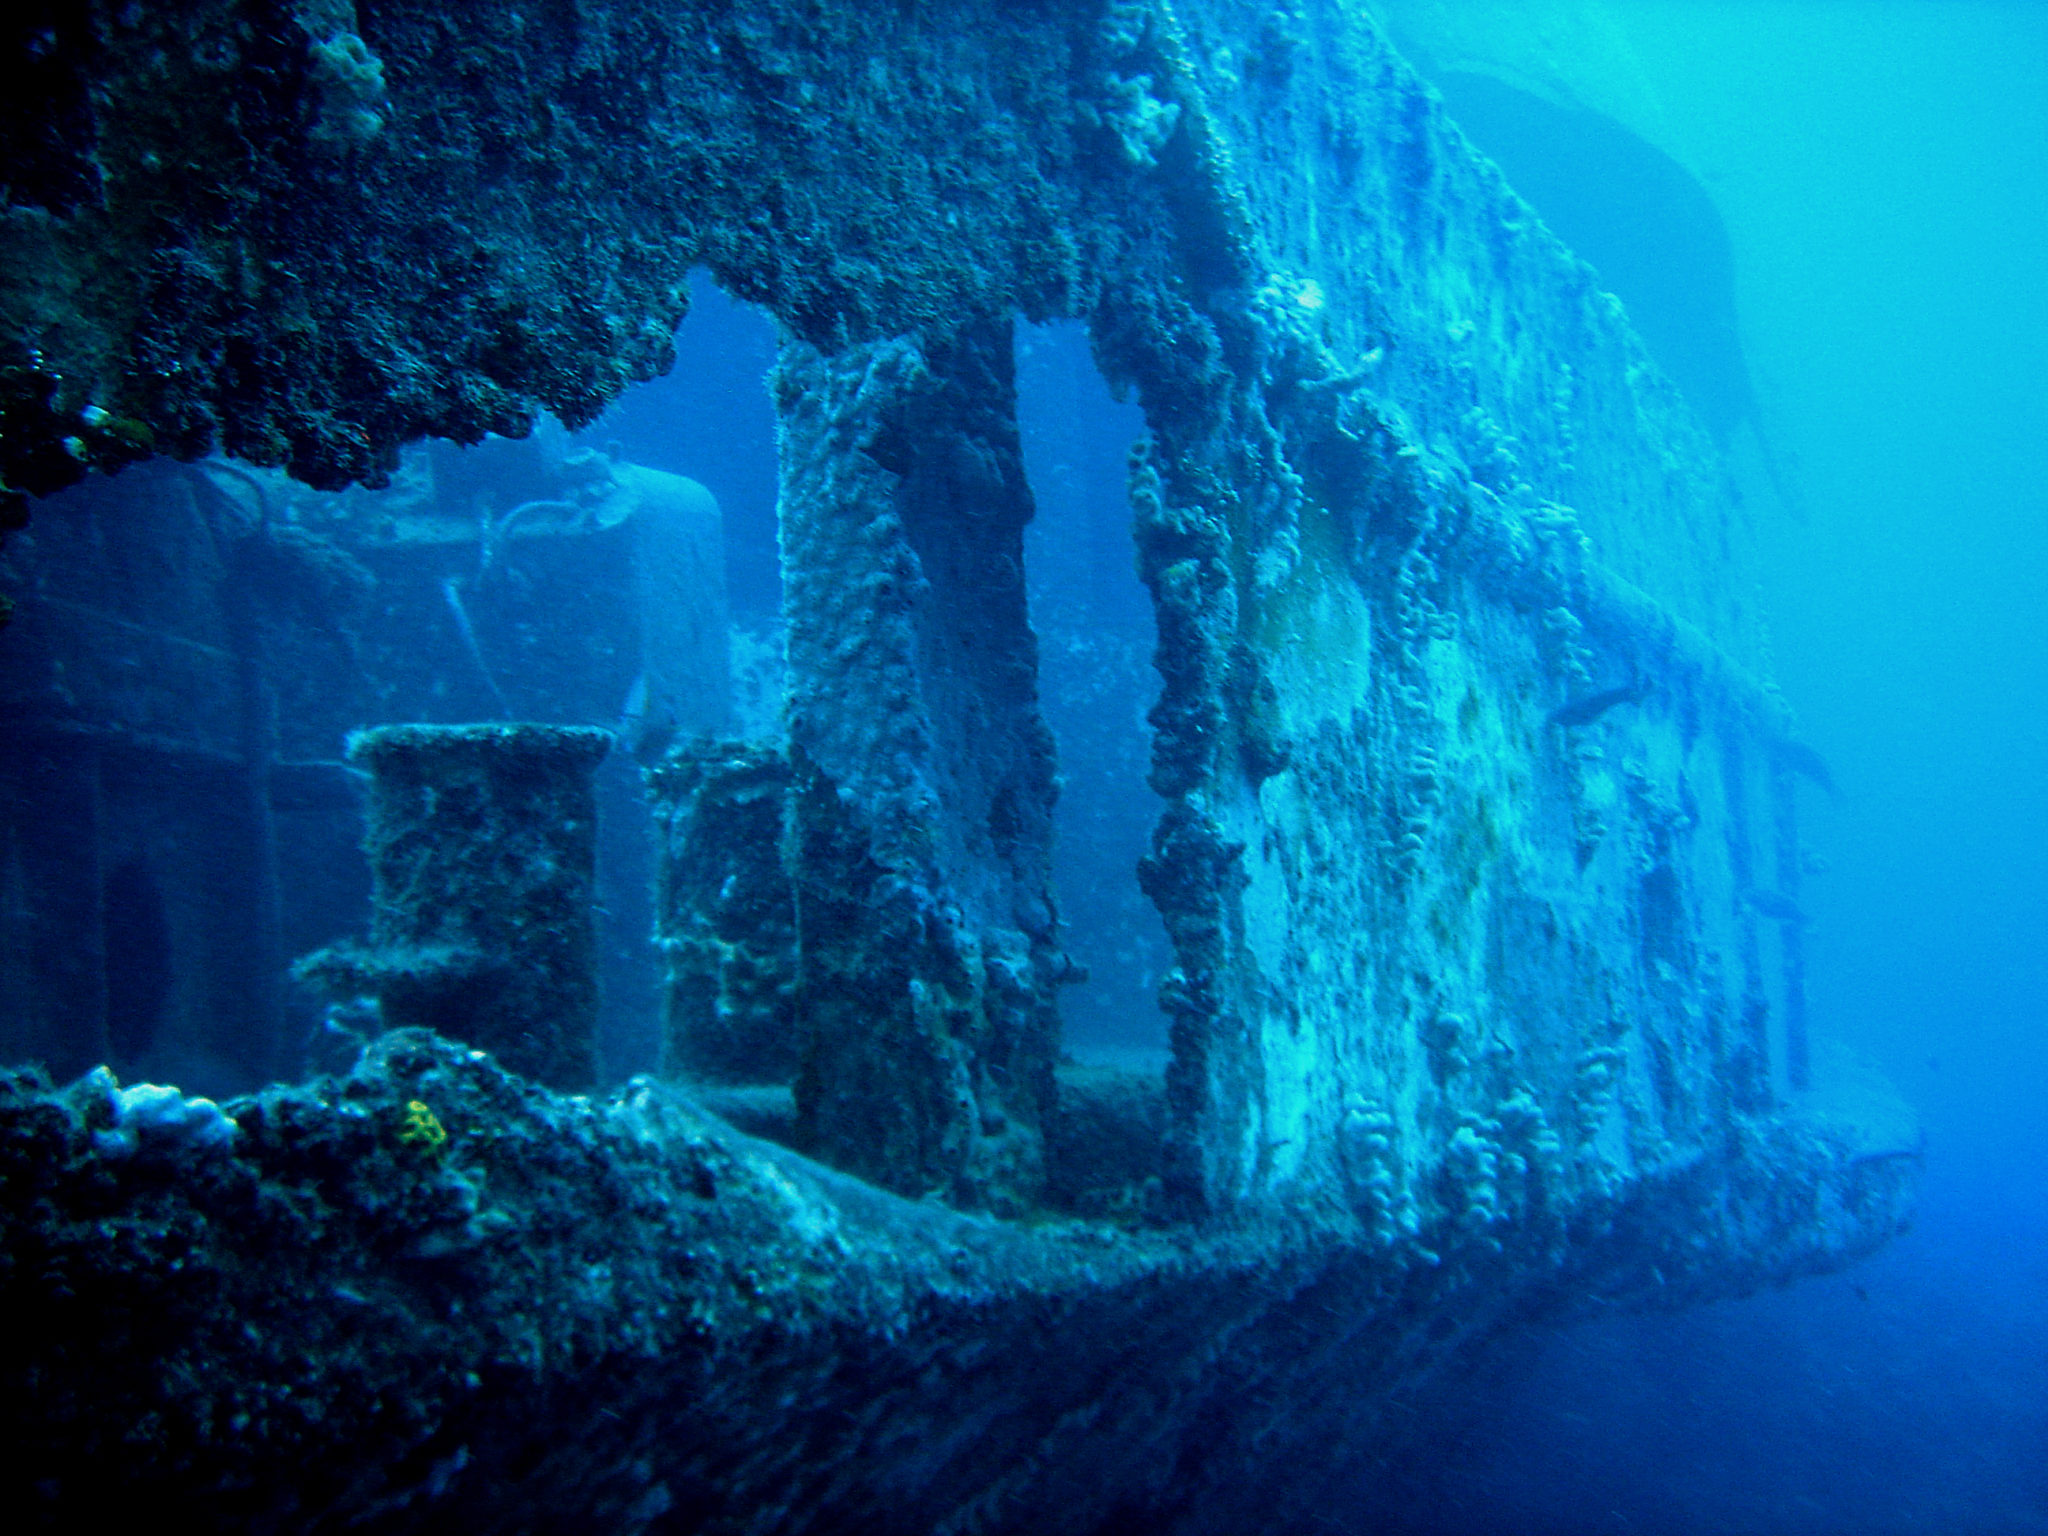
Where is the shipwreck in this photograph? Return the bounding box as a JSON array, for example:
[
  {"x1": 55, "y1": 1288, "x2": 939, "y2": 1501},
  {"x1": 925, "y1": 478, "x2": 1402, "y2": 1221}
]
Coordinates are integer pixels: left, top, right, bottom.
[{"x1": 0, "y1": 1, "x2": 1915, "y2": 1531}]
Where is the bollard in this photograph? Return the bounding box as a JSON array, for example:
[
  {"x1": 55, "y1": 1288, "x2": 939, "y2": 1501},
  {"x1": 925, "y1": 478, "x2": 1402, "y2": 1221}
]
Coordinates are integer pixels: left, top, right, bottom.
[
  {"x1": 337, "y1": 722, "x2": 612, "y2": 1089},
  {"x1": 647, "y1": 740, "x2": 798, "y2": 1085}
]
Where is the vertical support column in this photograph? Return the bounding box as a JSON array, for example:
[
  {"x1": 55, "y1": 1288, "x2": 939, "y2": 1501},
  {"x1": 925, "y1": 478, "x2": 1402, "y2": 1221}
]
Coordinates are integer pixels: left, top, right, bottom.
[
  {"x1": 649, "y1": 741, "x2": 797, "y2": 1085},
  {"x1": 773, "y1": 323, "x2": 1061, "y2": 1213},
  {"x1": 1127, "y1": 443, "x2": 1257, "y2": 1216},
  {"x1": 334, "y1": 723, "x2": 612, "y2": 1090}
]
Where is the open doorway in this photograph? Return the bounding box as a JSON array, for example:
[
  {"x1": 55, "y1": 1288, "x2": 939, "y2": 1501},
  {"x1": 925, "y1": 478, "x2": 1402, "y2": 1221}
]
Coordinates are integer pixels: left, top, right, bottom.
[{"x1": 1017, "y1": 321, "x2": 1172, "y2": 1067}]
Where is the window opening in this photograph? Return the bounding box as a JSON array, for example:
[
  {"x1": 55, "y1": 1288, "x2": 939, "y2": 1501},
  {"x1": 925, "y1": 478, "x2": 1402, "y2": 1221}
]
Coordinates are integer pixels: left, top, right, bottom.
[
  {"x1": 0, "y1": 272, "x2": 784, "y2": 1090},
  {"x1": 1017, "y1": 321, "x2": 1171, "y2": 1064}
]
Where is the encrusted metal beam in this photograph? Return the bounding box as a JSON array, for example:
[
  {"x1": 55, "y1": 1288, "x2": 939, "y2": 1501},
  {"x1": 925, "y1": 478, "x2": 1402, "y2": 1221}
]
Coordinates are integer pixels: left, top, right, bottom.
[{"x1": 774, "y1": 326, "x2": 1062, "y2": 1212}]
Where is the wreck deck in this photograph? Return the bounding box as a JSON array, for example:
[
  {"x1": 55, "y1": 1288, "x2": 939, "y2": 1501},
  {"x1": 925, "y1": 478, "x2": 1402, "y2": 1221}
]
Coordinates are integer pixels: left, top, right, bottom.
[{"x1": 0, "y1": 1, "x2": 1914, "y2": 1530}]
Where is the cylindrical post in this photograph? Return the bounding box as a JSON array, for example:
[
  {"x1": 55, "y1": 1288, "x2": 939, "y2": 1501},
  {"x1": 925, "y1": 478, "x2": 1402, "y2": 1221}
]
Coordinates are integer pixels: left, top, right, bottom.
[
  {"x1": 648, "y1": 740, "x2": 797, "y2": 1085},
  {"x1": 346, "y1": 723, "x2": 612, "y2": 1089}
]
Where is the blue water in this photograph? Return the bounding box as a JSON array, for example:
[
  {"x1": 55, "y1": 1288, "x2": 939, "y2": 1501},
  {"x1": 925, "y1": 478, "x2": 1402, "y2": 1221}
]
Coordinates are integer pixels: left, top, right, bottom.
[{"x1": 548, "y1": 7, "x2": 2048, "y2": 1528}]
